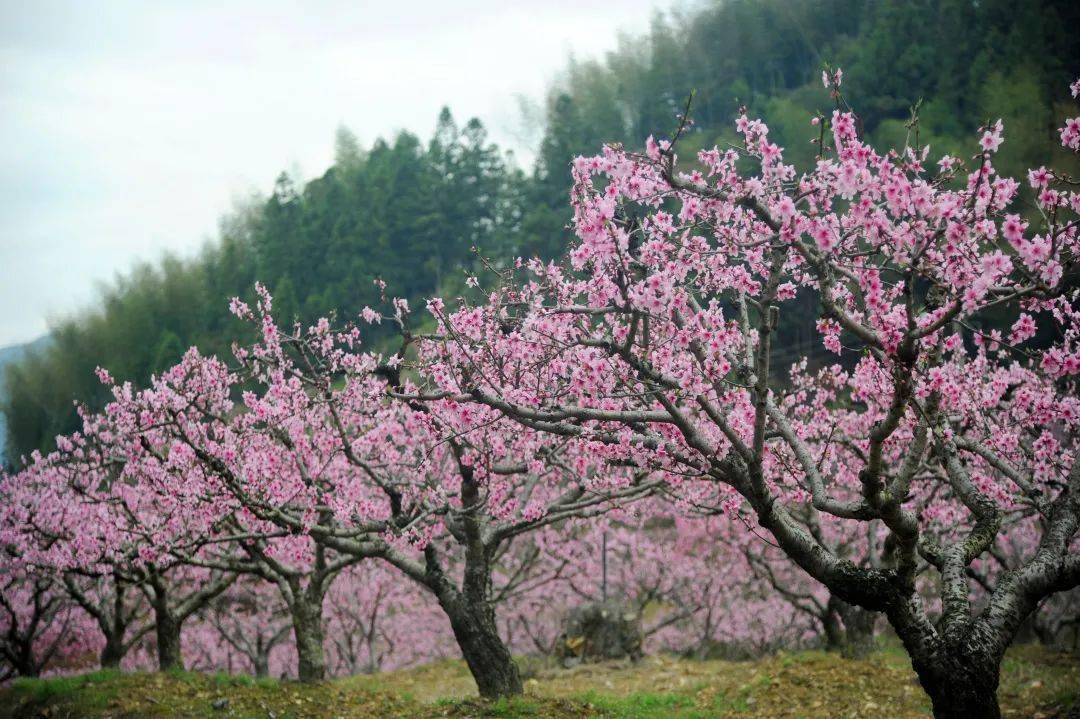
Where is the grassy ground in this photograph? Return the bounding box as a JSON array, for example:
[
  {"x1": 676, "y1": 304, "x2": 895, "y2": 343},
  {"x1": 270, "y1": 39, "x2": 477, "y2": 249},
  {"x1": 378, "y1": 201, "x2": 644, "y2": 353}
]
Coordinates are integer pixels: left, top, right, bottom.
[{"x1": 2, "y1": 644, "x2": 1077, "y2": 719}]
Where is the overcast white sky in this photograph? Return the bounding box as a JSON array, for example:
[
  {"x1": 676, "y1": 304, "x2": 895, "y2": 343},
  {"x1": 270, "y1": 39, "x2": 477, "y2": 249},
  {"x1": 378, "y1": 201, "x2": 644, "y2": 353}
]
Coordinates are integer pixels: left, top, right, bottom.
[{"x1": 0, "y1": 0, "x2": 666, "y2": 346}]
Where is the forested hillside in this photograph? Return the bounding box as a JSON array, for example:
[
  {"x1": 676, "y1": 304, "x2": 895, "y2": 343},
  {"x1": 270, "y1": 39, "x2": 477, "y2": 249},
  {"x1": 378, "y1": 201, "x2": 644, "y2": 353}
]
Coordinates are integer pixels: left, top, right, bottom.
[{"x1": 4, "y1": 0, "x2": 1078, "y2": 464}]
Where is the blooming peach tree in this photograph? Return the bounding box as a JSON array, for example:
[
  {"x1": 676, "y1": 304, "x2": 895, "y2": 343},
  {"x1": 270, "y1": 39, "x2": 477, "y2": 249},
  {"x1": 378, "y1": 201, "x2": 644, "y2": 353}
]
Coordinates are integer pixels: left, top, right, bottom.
[
  {"x1": 54, "y1": 286, "x2": 657, "y2": 694},
  {"x1": 414, "y1": 73, "x2": 1080, "y2": 718}
]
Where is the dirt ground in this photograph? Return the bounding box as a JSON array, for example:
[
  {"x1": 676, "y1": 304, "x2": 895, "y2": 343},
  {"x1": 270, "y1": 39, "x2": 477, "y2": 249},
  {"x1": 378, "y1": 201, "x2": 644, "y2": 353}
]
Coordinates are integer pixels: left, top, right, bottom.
[{"x1": 3, "y1": 644, "x2": 1078, "y2": 718}]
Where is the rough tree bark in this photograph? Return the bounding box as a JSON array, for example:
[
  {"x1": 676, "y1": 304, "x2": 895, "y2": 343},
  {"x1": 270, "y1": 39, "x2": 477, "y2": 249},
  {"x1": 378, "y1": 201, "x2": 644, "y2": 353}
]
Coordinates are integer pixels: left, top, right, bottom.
[
  {"x1": 98, "y1": 577, "x2": 145, "y2": 669},
  {"x1": 439, "y1": 446, "x2": 523, "y2": 699},
  {"x1": 251, "y1": 630, "x2": 281, "y2": 679},
  {"x1": 1, "y1": 638, "x2": 40, "y2": 678},
  {"x1": 144, "y1": 568, "x2": 235, "y2": 672},
  {"x1": 371, "y1": 439, "x2": 524, "y2": 699},
  {"x1": 289, "y1": 593, "x2": 327, "y2": 683},
  {"x1": 829, "y1": 596, "x2": 876, "y2": 659},
  {"x1": 749, "y1": 465, "x2": 1080, "y2": 719},
  {"x1": 821, "y1": 603, "x2": 843, "y2": 651},
  {"x1": 264, "y1": 537, "x2": 345, "y2": 683},
  {"x1": 910, "y1": 645, "x2": 1002, "y2": 719},
  {"x1": 252, "y1": 649, "x2": 270, "y2": 679},
  {"x1": 438, "y1": 590, "x2": 522, "y2": 699},
  {"x1": 99, "y1": 635, "x2": 125, "y2": 669},
  {"x1": 889, "y1": 603, "x2": 1006, "y2": 719},
  {"x1": 151, "y1": 598, "x2": 184, "y2": 671},
  {"x1": 744, "y1": 454, "x2": 1022, "y2": 719},
  {"x1": 381, "y1": 442, "x2": 524, "y2": 699},
  {"x1": 63, "y1": 574, "x2": 137, "y2": 670},
  {"x1": 412, "y1": 529, "x2": 522, "y2": 699}
]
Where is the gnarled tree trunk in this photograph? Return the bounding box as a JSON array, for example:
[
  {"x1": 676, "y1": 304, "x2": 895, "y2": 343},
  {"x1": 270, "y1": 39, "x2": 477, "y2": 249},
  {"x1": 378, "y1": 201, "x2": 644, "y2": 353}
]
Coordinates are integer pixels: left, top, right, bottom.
[
  {"x1": 439, "y1": 591, "x2": 522, "y2": 699},
  {"x1": 907, "y1": 639, "x2": 1002, "y2": 719},
  {"x1": 883, "y1": 593, "x2": 1009, "y2": 719},
  {"x1": 2, "y1": 638, "x2": 40, "y2": 678},
  {"x1": 828, "y1": 596, "x2": 876, "y2": 659},
  {"x1": 152, "y1": 601, "x2": 183, "y2": 671},
  {"x1": 252, "y1": 636, "x2": 271, "y2": 678},
  {"x1": 145, "y1": 569, "x2": 236, "y2": 673},
  {"x1": 100, "y1": 634, "x2": 125, "y2": 669},
  {"x1": 821, "y1": 605, "x2": 844, "y2": 652},
  {"x1": 423, "y1": 445, "x2": 522, "y2": 699},
  {"x1": 289, "y1": 595, "x2": 326, "y2": 682}
]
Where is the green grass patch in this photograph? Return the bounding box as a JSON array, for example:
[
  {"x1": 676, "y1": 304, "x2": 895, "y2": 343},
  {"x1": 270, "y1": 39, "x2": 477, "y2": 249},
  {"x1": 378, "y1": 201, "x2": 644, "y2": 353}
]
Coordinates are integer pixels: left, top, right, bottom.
[
  {"x1": 6, "y1": 669, "x2": 127, "y2": 716},
  {"x1": 1, "y1": 645, "x2": 1077, "y2": 718},
  {"x1": 578, "y1": 691, "x2": 698, "y2": 719}
]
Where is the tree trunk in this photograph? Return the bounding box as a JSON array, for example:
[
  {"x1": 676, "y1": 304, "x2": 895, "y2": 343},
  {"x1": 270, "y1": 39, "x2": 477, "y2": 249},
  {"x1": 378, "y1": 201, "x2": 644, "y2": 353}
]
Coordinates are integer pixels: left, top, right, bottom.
[
  {"x1": 154, "y1": 606, "x2": 183, "y2": 671},
  {"x1": 836, "y1": 599, "x2": 876, "y2": 659},
  {"x1": 892, "y1": 618, "x2": 1003, "y2": 719},
  {"x1": 912, "y1": 651, "x2": 1002, "y2": 719},
  {"x1": 100, "y1": 634, "x2": 125, "y2": 669},
  {"x1": 823, "y1": 596, "x2": 876, "y2": 657},
  {"x1": 290, "y1": 598, "x2": 326, "y2": 683},
  {"x1": 253, "y1": 650, "x2": 270, "y2": 679},
  {"x1": 365, "y1": 635, "x2": 380, "y2": 674},
  {"x1": 423, "y1": 456, "x2": 522, "y2": 699},
  {"x1": 146, "y1": 573, "x2": 184, "y2": 672},
  {"x1": 822, "y1": 599, "x2": 845, "y2": 651},
  {"x1": 441, "y1": 595, "x2": 522, "y2": 699},
  {"x1": 8, "y1": 643, "x2": 39, "y2": 678}
]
